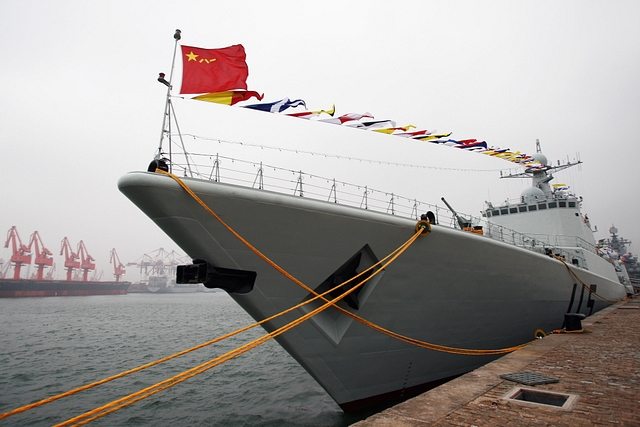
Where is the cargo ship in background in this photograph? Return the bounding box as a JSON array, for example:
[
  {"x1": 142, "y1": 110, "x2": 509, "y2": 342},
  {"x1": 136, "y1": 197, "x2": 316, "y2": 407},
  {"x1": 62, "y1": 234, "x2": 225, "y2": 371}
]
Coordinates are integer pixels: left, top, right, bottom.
[{"x1": 0, "y1": 227, "x2": 130, "y2": 297}]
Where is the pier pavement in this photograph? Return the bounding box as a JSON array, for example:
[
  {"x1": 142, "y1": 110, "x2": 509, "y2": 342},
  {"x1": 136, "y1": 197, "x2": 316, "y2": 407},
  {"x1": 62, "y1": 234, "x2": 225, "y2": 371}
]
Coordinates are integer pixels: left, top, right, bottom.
[{"x1": 353, "y1": 297, "x2": 640, "y2": 426}]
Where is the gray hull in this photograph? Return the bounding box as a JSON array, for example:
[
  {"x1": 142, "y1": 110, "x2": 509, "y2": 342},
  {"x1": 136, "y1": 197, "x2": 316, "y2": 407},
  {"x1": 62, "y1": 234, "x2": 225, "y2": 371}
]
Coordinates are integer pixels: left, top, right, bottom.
[{"x1": 119, "y1": 171, "x2": 627, "y2": 410}]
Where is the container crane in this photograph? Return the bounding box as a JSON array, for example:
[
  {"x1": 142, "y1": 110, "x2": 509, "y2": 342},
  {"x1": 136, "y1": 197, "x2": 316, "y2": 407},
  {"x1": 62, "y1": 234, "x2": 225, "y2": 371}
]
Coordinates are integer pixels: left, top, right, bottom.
[
  {"x1": 0, "y1": 258, "x2": 10, "y2": 279},
  {"x1": 28, "y1": 231, "x2": 54, "y2": 280},
  {"x1": 4, "y1": 226, "x2": 32, "y2": 279},
  {"x1": 110, "y1": 248, "x2": 126, "y2": 282},
  {"x1": 77, "y1": 240, "x2": 96, "y2": 281},
  {"x1": 44, "y1": 262, "x2": 57, "y2": 280},
  {"x1": 60, "y1": 237, "x2": 80, "y2": 281},
  {"x1": 90, "y1": 270, "x2": 104, "y2": 281}
]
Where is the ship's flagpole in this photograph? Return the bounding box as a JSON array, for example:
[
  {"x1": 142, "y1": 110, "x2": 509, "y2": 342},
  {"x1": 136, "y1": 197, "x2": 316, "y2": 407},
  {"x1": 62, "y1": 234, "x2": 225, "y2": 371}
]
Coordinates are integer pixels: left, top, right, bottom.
[{"x1": 155, "y1": 29, "x2": 182, "y2": 161}]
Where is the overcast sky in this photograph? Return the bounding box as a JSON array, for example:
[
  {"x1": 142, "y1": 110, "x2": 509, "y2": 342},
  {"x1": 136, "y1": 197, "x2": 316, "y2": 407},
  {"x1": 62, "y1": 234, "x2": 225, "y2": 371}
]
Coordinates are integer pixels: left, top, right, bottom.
[{"x1": 1, "y1": 1, "x2": 639, "y2": 282}]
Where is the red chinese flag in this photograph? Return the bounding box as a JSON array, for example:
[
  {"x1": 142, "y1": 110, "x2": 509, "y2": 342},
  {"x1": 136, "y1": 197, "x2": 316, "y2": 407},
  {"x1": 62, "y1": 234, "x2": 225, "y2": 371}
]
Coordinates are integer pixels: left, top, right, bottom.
[{"x1": 180, "y1": 44, "x2": 248, "y2": 94}]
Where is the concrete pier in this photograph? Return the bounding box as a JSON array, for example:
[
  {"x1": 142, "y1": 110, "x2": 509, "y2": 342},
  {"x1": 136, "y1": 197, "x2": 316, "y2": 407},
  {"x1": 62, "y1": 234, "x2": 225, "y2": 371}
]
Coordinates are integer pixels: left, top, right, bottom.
[{"x1": 353, "y1": 297, "x2": 640, "y2": 426}]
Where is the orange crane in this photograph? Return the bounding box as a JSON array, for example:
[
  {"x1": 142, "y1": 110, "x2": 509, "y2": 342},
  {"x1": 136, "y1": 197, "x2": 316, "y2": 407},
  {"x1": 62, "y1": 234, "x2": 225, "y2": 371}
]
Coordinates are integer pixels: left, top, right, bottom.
[
  {"x1": 60, "y1": 237, "x2": 80, "y2": 281},
  {"x1": 110, "y1": 248, "x2": 126, "y2": 282},
  {"x1": 4, "y1": 226, "x2": 32, "y2": 279},
  {"x1": 77, "y1": 240, "x2": 96, "y2": 281},
  {"x1": 28, "y1": 231, "x2": 54, "y2": 280}
]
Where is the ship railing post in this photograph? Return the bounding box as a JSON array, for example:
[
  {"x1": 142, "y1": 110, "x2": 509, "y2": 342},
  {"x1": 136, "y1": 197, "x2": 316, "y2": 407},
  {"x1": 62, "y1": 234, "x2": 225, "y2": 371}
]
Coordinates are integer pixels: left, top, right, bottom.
[
  {"x1": 253, "y1": 162, "x2": 264, "y2": 189},
  {"x1": 327, "y1": 178, "x2": 337, "y2": 203},
  {"x1": 294, "y1": 170, "x2": 304, "y2": 197},
  {"x1": 360, "y1": 186, "x2": 369, "y2": 210},
  {"x1": 411, "y1": 199, "x2": 418, "y2": 219},
  {"x1": 209, "y1": 154, "x2": 220, "y2": 182},
  {"x1": 386, "y1": 193, "x2": 395, "y2": 215}
]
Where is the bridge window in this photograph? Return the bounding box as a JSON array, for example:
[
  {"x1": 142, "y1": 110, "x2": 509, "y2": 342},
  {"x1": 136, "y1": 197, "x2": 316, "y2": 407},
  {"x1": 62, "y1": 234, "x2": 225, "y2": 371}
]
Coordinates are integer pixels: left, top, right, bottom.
[
  {"x1": 559, "y1": 201, "x2": 567, "y2": 208},
  {"x1": 568, "y1": 201, "x2": 576, "y2": 208},
  {"x1": 510, "y1": 207, "x2": 518, "y2": 214},
  {"x1": 528, "y1": 205, "x2": 537, "y2": 211},
  {"x1": 519, "y1": 206, "x2": 527, "y2": 212},
  {"x1": 538, "y1": 203, "x2": 547, "y2": 210},
  {"x1": 492, "y1": 209, "x2": 500, "y2": 216},
  {"x1": 501, "y1": 208, "x2": 509, "y2": 215},
  {"x1": 548, "y1": 202, "x2": 557, "y2": 208}
]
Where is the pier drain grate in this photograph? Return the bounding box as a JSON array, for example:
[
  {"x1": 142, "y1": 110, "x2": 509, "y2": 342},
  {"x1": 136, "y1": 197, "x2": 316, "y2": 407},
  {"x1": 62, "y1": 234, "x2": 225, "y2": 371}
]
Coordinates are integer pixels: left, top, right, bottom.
[
  {"x1": 500, "y1": 371, "x2": 559, "y2": 386},
  {"x1": 501, "y1": 387, "x2": 579, "y2": 411}
]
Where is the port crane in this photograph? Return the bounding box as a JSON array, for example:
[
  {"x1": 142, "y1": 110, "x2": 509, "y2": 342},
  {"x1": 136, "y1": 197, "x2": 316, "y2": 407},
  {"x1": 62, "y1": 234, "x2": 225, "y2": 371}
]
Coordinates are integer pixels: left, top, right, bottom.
[
  {"x1": 77, "y1": 240, "x2": 96, "y2": 281},
  {"x1": 129, "y1": 248, "x2": 188, "y2": 277},
  {"x1": 90, "y1": 270, "x2": 104, "y2": 281},
  {"x1": 110, "y1": 248, "x2": 126, "y2": 282},
  {"x1": 0, "y1": 258, "x2": 10, "y2": 279},
  {"x1": 28, "y1": 231, "x2": 54, "y2": 280},
  {"x1": 44, "y1": 262, "x2": 57, "y2": 280},
  {"x1": 4, "y1": 226, "x2": 32, "y2": 279},
  {"x1": 60, "y1": 237, "x2": 80, "y2": 281}
]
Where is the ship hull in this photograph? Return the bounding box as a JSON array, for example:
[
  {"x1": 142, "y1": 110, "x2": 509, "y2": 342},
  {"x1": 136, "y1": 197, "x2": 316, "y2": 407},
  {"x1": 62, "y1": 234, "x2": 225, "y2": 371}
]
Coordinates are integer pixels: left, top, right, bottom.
[
  {"x1": 0, "y1": 279, "x2": 130, "y2": 297},
  {"x1": 119, "y1": 171, "x2": 627, "y2": 411}
]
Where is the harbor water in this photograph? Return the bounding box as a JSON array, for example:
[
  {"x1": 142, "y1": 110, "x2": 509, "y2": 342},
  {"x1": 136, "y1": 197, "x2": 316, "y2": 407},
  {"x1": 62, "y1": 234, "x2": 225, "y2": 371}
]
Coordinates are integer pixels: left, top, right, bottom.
[{"x1": 0, "y1": 293, "x2": 372, "y2": 426}]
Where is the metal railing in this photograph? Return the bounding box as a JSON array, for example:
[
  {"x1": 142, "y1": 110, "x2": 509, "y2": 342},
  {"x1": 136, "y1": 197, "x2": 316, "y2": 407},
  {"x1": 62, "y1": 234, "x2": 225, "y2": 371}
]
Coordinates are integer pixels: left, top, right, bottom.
[{"x1": 166, "y1": 152, "x2": 594, "y2": 264}]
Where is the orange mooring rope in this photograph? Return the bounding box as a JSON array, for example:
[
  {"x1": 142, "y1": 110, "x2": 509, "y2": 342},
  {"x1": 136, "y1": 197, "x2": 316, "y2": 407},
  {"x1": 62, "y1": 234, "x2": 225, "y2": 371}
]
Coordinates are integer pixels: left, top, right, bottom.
[
  {"x1": 0, "y1": 212, "x2": 421, "y2": 423},
  {"x1": 0, "y1": 169, "x2": 533, "y2": 424},
  {"x1": 53, "y1": 225, "x2": 424, "y2": 427},
  {"x1": 158, "y1": 169, "x2": 531, "y2": 356},
  {"x1": 552, "y1": 255, "x2": 627, "y2": 304}
]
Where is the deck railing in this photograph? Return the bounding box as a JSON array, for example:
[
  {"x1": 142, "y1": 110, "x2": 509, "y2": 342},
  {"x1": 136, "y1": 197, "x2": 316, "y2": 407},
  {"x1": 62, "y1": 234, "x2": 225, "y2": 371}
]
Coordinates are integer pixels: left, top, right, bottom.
[{"x1": 167, "y1": 154, "x2": 594, "y2": 264}]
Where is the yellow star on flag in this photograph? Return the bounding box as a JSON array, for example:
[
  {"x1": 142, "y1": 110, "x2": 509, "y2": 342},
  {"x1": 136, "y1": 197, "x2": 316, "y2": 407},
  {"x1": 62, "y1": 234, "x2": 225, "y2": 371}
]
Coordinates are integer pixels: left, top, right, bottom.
[{"x1": 186, "y1": 51, "x2": 198, "y2": 61}]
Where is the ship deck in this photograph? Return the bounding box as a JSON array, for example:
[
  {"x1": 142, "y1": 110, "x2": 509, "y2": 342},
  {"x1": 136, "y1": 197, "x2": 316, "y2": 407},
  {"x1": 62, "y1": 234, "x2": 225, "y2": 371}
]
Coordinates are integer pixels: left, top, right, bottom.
[{"x1": 354, "y1": 296, "x2": 640, "y2": 426}]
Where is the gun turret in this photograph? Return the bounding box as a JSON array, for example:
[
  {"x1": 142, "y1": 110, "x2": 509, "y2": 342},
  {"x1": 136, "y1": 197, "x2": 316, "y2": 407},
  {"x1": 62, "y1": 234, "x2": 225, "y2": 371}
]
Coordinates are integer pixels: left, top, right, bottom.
[{"x1": 441, "y1": 197, "x2": 483, "y2": 235}]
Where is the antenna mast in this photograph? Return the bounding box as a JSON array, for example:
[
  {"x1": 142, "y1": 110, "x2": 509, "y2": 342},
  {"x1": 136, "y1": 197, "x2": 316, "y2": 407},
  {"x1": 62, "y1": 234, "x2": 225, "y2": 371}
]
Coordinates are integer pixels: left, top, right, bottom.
[{"x1": 155, "y1": 29, "x2": 182, "y2": 160}]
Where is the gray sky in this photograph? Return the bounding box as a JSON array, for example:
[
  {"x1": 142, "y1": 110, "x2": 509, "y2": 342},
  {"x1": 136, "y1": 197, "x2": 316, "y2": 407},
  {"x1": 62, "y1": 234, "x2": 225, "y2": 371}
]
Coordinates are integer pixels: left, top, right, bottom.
[{"x1": 1, "y1": 0, "x2": 639, "y2": 281}]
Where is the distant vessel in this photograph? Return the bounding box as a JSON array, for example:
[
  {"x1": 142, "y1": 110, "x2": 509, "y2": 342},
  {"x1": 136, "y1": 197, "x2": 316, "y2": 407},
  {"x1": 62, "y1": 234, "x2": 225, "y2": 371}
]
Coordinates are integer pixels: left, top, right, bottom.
[
  {"x1": 0, "y1": 279, "x2": 130, "y2": 297},
  {"x1": 146, "y1": 274, "x2": 202, "y2": 293},
  {"x1": 597, "y1": 226, "x2": 640, "y2": 291},
  {"x1": 1, "y1": 227, "x2": 130, "y2": 297}
]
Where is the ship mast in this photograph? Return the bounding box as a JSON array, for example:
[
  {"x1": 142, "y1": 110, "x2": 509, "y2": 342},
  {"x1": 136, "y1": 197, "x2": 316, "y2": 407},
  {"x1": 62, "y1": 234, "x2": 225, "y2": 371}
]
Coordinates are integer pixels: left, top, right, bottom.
[
  {"x1": 151, "y1": 29, "x2": 193, "y2": 176},
  {"x1": 155, "y1": 29, "x2": 181, "y2": 163},
  {"x1": 500, "y1": 139, "x2": 582, "y2": 196}
]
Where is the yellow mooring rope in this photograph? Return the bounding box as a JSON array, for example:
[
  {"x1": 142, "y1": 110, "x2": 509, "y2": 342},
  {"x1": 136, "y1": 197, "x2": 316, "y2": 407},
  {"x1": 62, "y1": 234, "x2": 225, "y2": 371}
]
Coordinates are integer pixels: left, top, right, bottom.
[
  {"x1": 157, "y1": 169, "x2": 531, "y2": 356},
  {"x1": 0, "y1": 211, "x2": 421, "y2": 423},
  {"x1": 552, "y1": 255, "x2": 627, "y2": 304},
  {"x1": 0, "y1": 169, "x2": 535, "y2": 424},
  {"x1": 52, "y1": 224, "x2": 424, "y2": 427}
]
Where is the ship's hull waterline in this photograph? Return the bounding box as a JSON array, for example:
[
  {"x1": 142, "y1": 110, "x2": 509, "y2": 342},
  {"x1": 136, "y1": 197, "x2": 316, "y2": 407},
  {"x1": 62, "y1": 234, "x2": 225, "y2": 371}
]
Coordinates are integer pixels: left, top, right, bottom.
[{"x1": 118, "y1": 171, "x2": 626, "y2": 411}]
